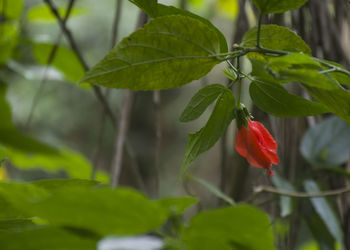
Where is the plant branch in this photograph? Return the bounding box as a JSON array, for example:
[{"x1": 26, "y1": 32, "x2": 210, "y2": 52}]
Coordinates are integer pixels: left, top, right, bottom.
[
  {"x1": 111, "y1": 0, "x2": 123, "y2": 48},
  {"x1": 111, "y1": 90, "x2": 134, "y2": 187},
  {"x1": 26, "y1": 0, "x2": 75, "y2": 126},
  {"x1": 257, "y1": 13, "x2": 263, "y2": 48},
  {"x1": 153, "y1": 90, "x2": 161, "y2": 196},
  {"x1": 254, "y1": 185, "x2": 350, "y2": 198},
  {"x1": 43, "y1": 0, "x2": 116, "y2": 127},
  {"x1": 111, "y1": 11, "x2": 148, "y2": 187}
]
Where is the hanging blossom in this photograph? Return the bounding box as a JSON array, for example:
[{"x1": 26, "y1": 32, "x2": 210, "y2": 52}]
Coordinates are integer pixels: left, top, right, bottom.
[{"x1": 235, "y1": 118, "x2": 279, "y2": 177}]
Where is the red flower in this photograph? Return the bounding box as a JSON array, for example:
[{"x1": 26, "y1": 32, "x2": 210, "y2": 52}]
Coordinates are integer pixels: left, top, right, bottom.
[{"x1": 235, "y1": 120, "x2": 279, "y2": 176}]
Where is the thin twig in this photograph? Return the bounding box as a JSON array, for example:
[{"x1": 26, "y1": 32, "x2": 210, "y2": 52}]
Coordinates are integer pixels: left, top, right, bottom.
[
  {"x1": 153, "y1": 90, "x2": 161, "y2": 196},
  {"x1": 91, "y1": 0, "x2": 124, "y2": 179},
  {"x1": 111, "y1": 90, "x2": 134, "y2": 187},
  {"x1": 110, "y1": 11, "x2": 148, "y2": 187},
  {"x1": 26, "y1": 0, "x2": 75, "y2": 126},
  {"x1": 254, "y1": 185, "x2": 350, "y2": 198},
  {"x1": 43, "y1": 0, "x2": 116, "y2": 127},
  {"x1": 111, "y1": 0, "x2": 123, "y2": 48}
]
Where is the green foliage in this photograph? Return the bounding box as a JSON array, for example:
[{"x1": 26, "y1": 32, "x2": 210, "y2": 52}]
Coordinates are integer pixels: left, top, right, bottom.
[
  {"x1": 32, "y1": 43, "x2": 85, "y2": 83},
  {"x1": 182, "y1": 205, "x2": 275, "y2": 250},
  {"x1": 158, "y1": 197, "x2": 198, "y2": 216},
  {"x1": 155, "y1": 4, "x2": 227, "y2": 53},
  {"x1": 271, "y1": 173, "x2": 295, "y2": 217},
  {"x1": 0, "y1": 83, "x2": 105, "y2": 180},
  {"x1": 128, "y1": 0, "x2": 158, "y2": 17},
  {"x1": 300, "y1": 116, "x2": 350, "y2": 167},
  {"x1": 252, "y1": 0, "x2": 308, "y2": 14},
  {"x1": 81, "y1": 15, "x2": 222, "y2": 90},
  {"x1": 242, "y1": 25, "x2": 311, "y2": 54},
  {"x1": 0, "y1": 0, "x2": 23, "y2": 19},
  {"x1": 180, "y1": 89, "x2": 235, "y2": 177},
  {"x1": 27, "y1": 4, "x2": 88, "y2": 23},
  {"x1": 0, "y1": 227, "x2": 97, "y2": 250},
  {"x1": 0, "y1": 23, "x2": 19, "y2": 64},
  {"x1": 304, "y1": 180, "x2": 344, "y2": 248},
  {"x1": 250, "y1": 80, "x2": 328, "y2": 117},
  {"x1": 0, "y1": 181, "x2": 169, "y2": 235},
  {"x1": 186, "y1": 174, "x2": 235, "y2": 206},
  {"x1": 180, "y1": 84, "x2": 226, "y2": 122}
]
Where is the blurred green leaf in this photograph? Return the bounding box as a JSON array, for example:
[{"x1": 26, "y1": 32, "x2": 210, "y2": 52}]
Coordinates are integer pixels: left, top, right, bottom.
[
  {"x1": 0, "y1": 23, "x2": 19, "y2": 64},
  {"x1": 0, "y1": 147, "x2": 108, "y2": 181},
  {"x1": 252, "y1": 0, "x2": 308, "y2": 14},
  {"x1": 303, "y1": 85, "x2": 350, "y2": 125},
  {"x1": 180, "y1": 84, "x2": 225, "y2": 122},
  {"x1": 0, "y1": 219, "x2": 35, "y2": 232},
  {"x1": 158, "y1": 197, "x2": 198, "y2": 216},
  {"x1": 128, "y1": 0, "x2": 158, "y2": 17},
  {"x1": 32, "y1": 43, "x2": 85, "y2": 82},
  {"x1": 302, "y1": 201, "x2": 336, "y2": 250},
  {"x1": 186, "y1": 174, "x2": 235, "y2": 206},
  {"x1": 242, "y1": 25, "x2": 311, "y2": 54},
  {"x1": 0, "y1": 0, "x2": 23, "y2": 19},
  {"x1": 304, "y1": 180, "x2": 344, "y2": 248},
  {"x1": 27, "y1": 4, "x2": 88, "y2": 23},
  {"x1": 216, "y1": 0, "x2": 239, "y2": 20},
  {"x1": 0, "y1": 182, "x2": 169, "y2": 236},
  {"x1": 300, "y1": 116, "x2": 350, "y2": 167},
  {"x1": 32, "y1": 178, "x2": 100, "y2": 193},
  {"x1": 182, "y1": 205, "x2": 275, "y2": 250},
  {"x1": 180, "y1": 89, "x2": 235, "y2": 177},
  {"x1": 271, "y1": 173, "x2": 295, "y2": 217},
  {"x1": 82, "y1": 15, "x2": 222, "y2": 90},
  {"x1": 0, "y1": 227, "x2": 97, "y2": 250},
  {"x1": 250, "y1": 80, "x2": 328, "y2": 117}
]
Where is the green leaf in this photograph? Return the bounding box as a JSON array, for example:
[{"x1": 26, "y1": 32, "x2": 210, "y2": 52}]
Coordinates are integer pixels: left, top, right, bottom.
[
  {"x1": 0, "y1": 83, "x2": 58, "y2": 155},
  {"x1": 27, "y1": 4, "x2": 88, "y2": 23},
  {"x1": 186, "y1": 174, "x2": 235, "y2": 206},
  {"x1": 252, "y1": 0, "x2": 308, "y2": 14},
  {"x1": 0, "y1": 0, "x2": 23, "y2": 19},
  {"x1": 82, "y1": 15, "x2": 222, "y2": 90},
  {"x1": 155, "y1": 4, "x2": 228, "y2": 53},
  {"x1": 32, "y1": 179, "x2": 100, "y2": 193},
  {"x1": 158, "y1": 197, "x2": 198, "y2": 215},
  {"x1": 303, "y1": 85, "x2": 350, "y2": 125},
  {"x1": 0, "y1": 83, "x2": 14, "y2": 130},
  {"x1": 223, "y1": 68, "x2": 238, "y2": 81},
  {"x1": 302, "y1": 201, "x2": 336, "y2": 250},
  {"x1": 128, "y1": 0, "x2": 158, "y2": 17},
  {"x1": 271, "y1": 173, "x2": 295, "y2": 217},
  {"x1": 0, "y1": 23, "x2": 19, "y2": 64},
  {"x1": 300, "y1": 116, "x2": 350, "y2": 167},
  {"x1": 0, "y1": 182, "x2": 168, "y2": 236},
  {"x1": 182, "y1": 205, "x2": 275, "y2": 250},
  {"x1": 250, "y1": 80, "x2": 329, "y2": 117},
  {"x1": 180, "y1": 84, "x2": 225, "y2": 122},
  {"x1": 32, "y1": 43, "x2": 85, "y2": 82},
  {"x1": 0, "y1": 147, "x2": 105, "y2": 180},
  {"x1": 180, "y1": 89, "x2": 235, "y2": 177},
  {"x1": 242, "y1": 25, "x2": 311, "y2": 54},
  {"x1": 34, "y1": 188, "x2": 166, "y2": 235},
  {"x1": 303, "y1": 180, "x2": 344, "y2": 248},
  {"x1": 0, "y1": 227, "x2": 97, "y2": 250},
  {"x1": 0, "y1": 219, "x2": 35, "y2": 232}
]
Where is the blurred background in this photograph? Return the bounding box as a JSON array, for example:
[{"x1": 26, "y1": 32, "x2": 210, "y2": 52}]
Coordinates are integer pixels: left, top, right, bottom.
[{"x1": 1, "y1": 0, "x2": 350, "y2": 249}]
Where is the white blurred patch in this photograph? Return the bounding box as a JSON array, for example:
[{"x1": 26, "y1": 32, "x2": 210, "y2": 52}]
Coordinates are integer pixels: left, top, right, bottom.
[
  {"x1": 98, "y1": 235, "x2": 163, "y2": 250},
  {"x1": 7, "y1": 60, "x2": 63, "y2": 81}
]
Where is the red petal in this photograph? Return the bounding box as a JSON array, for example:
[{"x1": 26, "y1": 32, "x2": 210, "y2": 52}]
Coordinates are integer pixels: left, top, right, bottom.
[
  {"x1": 249, "y1": 121, "x2": 277, "y2": 151},
  {"x1": 235, "y1": 127, "x2": 248, "y2": 158}
]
